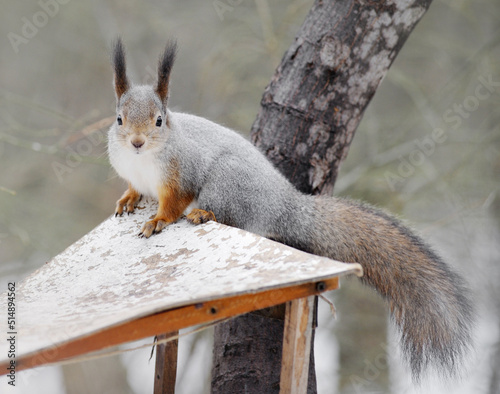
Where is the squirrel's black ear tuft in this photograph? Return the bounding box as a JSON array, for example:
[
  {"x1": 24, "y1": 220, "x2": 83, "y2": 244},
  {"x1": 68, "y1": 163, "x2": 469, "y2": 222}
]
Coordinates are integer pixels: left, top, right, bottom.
[
  {"x1": 156, "y1": 39, "x2": 177, "y2": 107},
  {"x1": 112, "y1": 38, "x2": 129, "y2": 100}
]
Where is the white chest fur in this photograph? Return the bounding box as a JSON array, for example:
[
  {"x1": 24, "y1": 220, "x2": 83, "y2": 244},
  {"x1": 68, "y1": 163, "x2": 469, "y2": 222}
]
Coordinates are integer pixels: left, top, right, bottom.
[{"x1": 111, "y1": 148, "x2": 163, "y2": 198}]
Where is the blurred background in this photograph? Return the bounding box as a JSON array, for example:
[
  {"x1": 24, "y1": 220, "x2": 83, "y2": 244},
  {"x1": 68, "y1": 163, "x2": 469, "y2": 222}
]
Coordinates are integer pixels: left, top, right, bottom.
[{"x1": 0, "y1": 0, "x2": 499, "y2": 393}]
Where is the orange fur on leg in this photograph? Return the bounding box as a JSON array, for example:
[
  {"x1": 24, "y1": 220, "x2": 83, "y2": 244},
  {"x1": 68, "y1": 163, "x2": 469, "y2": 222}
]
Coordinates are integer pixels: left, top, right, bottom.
[
  {"x1": 139, "y1": 181, "x2": 194, "y2": 238},
  {"x1": 115, "y1": 183, "x2": 141, "y2": 216}
]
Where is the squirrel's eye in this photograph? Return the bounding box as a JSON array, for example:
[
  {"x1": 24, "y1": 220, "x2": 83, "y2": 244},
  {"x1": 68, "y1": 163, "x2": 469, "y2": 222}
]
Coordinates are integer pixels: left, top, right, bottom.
[
  {"x1": 117, "y1": 115, "x2": 123, "y2": 126},
  {"x1": 156, "y1": 116, "x2": 162, "y2": 127}
]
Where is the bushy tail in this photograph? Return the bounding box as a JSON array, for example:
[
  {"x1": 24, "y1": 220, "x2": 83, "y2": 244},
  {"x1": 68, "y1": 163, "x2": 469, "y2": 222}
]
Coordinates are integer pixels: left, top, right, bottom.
[{"x1": 307, "y1": 196, "x2": 474, "y2": 380}]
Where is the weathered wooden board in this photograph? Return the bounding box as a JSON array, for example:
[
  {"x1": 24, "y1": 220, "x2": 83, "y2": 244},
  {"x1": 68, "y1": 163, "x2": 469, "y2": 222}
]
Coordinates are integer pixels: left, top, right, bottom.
[
  {"x1": 280, "y1": 296, "x2": 316, "y2": 394},
  {"x1": 0, "y1": 199, "x2": 361, "y2": 371}
]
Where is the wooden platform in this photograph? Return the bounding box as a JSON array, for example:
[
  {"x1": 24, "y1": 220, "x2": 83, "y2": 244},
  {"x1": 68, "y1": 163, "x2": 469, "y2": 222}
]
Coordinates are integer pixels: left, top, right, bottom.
[{"x1": 0, "y1": 199, "x2": 362, "y2": 391}]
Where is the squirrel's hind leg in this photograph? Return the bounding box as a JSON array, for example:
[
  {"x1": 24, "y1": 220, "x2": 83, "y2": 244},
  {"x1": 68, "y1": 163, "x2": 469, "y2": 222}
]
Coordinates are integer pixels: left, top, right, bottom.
[{"x1": 186, "y1": 209, "x2": 216, "y2": 225}]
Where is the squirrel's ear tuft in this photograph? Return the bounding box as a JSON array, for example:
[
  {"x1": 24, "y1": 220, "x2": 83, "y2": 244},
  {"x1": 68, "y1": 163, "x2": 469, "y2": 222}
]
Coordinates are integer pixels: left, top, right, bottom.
[
  {"x1": 156, "y1": 39, "x2": 177, "y2": 107},
  {"x1": 112, "y1": 38, "x2": 129, "y2": 100}
]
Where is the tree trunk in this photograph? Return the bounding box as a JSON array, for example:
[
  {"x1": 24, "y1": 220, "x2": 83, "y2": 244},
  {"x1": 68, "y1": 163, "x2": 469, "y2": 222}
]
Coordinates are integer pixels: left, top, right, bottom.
[
  {"x1": 251, "y1": 0, "x2": 433, "y2": 195},
  {"x1": 212, "y1": 0, "x2": 433, "y2": 392}
]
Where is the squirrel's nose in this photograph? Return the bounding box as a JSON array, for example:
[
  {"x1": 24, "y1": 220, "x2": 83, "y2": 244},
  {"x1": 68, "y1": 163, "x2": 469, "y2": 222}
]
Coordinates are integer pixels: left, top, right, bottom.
[{"x1": 130, "y1": 136, "x2": 145, "y2": 149}]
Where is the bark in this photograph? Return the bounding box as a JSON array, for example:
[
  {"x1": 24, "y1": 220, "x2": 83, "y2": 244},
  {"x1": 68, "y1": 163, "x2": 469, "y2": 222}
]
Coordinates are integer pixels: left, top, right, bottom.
[
  {"x1": 212, "y1": 0, "x2": 433, "y2": 392},
  {"x1": 211, "y1": 313, "x2": 285, "y2": 394},
  {"x1": 212, "y1": 306, "x2": 317, "y2": 394},
  {"x1": 251, "y1": 0, "x2": 433, "y2": 195}
]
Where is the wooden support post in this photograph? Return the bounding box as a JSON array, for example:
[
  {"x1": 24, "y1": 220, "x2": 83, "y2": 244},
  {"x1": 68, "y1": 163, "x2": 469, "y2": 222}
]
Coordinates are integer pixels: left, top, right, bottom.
[
  {"x1": 154, "y1": 331, "x2": 179, "y2": 394},
  {"x1": 279, "y1": 296, "x2": 315, "y2": 394}
]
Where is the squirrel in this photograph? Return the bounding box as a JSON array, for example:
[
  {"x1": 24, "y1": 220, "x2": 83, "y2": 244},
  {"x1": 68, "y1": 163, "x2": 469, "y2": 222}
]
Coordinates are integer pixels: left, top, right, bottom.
[{"x1": 107, "y1": 38, "x2": 473, "y2": 381}]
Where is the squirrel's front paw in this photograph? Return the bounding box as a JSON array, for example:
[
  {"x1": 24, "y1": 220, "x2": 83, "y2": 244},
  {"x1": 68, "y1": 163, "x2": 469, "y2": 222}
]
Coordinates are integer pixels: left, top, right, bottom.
[
  {"x1": 115, "y1": 188, "x2": 142, "y2": 216},
  {"x1": 186, "y1": 209, "x2": 216, "y2": 225},
  {"x1": 138, "y1": 219, "x2": 169, "y2": 238}
]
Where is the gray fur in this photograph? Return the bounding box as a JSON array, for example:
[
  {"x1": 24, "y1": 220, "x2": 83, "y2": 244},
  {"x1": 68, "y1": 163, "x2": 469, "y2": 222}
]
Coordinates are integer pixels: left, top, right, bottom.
[
  {"x1": 310, "y1": 197, "x2": 473, "y2": 379},
  {"x1": 107, "y1": 40, "x2": 473, "y2": 382},
  {"x1": 168, "y1": 112, "x2": 315, "y2": 238}
]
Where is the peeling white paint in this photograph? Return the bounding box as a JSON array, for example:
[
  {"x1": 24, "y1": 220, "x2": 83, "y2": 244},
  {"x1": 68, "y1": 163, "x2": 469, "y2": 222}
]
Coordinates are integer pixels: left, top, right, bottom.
[{"x1": 0, "y1": 199, "x2": 361, "y2": 365}]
